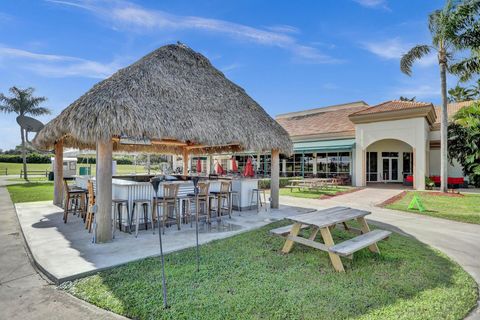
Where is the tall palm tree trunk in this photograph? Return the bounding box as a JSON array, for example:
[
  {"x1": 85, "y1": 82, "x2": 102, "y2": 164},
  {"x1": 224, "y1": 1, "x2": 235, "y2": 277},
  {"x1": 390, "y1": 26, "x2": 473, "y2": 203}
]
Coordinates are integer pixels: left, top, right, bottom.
[
  {"x1": 20, "y1": 126, "x2": 28, "y2": 180},
  {"x1": 439, "y1": 50, "x2": 448, "y2": 193}
]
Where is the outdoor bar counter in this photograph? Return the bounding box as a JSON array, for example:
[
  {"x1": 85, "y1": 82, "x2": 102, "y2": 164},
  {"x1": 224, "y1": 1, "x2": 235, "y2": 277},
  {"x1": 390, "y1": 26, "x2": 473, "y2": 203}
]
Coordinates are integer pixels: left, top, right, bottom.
[{"x1": 75, "y1": 175, "x2": 260, "y2": 212}]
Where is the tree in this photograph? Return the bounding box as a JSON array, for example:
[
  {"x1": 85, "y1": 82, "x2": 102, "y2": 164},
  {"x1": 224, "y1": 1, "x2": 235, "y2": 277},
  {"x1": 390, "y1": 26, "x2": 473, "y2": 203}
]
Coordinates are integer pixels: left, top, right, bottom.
[
  {"x1": 448, "y1": 84, "x2": 476, "y2": 102},
  {"x1": 448, "y1": 101, "x2": 480, "y2": 186},
  {"x1": 446, "y1": 0, "x2": 480, "y2": 82},
  {"x1": 399, "y1": 96, "x2": 416, "y2": 101},
  {"x1": 400, "y1": 0, "x2": 463, "y2": 192},
  {"x1": 0, "y1": 87, "x2": 50, "y2": 179}
]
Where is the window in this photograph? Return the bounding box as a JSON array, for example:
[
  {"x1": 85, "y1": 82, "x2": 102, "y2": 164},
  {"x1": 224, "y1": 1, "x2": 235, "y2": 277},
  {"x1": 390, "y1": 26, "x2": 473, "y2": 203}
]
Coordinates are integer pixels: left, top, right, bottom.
[
  {"x1": 381, "y1": 152, "x2": 399, "y2": 158},
  {"x1": 316, "y1": 151, "x2": 351, "y2": 177},
  {"x1": 366, "y1": 152, "x2": 378, "y2": 181}
]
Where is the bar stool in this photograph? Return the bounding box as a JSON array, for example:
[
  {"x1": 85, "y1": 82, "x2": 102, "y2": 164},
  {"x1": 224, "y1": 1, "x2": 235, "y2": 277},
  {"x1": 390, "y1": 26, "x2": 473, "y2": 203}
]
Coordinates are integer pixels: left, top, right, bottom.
[
  {"x1": 210, "y1": 181, "x2": 232, "y2": 220},
  {"x1": 153, "y1": 184, "x2": 180, "y2": 234},
  {"x1": 85, "y1": 180, "x2": 95, "y2": 233},
  {"x1": 186, "y1": 182, "x2": 210, "y2": 225},
  {"x1": 130, "y1": 199, "x2": 154, "y2": 238},
  {"x1": 63, "y1": 178, "x2": 87, "y2": 223},
  {"x1": 112, "y1": 199, "x2": 129, "y2": 237},
  {"x1": 229, "y1": 190, "x2": 240, "y2": 214},
  {"x1": 250, "y1": 188, "x2": 267, "y2": 212}
]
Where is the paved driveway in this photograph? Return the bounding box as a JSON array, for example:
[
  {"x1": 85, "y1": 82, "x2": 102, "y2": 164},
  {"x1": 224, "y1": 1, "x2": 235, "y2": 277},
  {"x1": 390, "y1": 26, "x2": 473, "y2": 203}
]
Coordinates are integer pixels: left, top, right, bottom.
[
  {"x1": 0, "y1": 178, "x2": 125, "y2": 320},
  {"x1": 280, "y1": 187, "x2": 480, "y2": 319}
]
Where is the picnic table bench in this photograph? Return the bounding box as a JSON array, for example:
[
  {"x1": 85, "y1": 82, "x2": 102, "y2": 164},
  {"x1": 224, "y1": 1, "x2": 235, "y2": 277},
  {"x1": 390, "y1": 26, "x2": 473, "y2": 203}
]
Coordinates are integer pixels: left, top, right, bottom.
[{"x1": 270, "y1": 206, "x2": 391, "y2": 272}]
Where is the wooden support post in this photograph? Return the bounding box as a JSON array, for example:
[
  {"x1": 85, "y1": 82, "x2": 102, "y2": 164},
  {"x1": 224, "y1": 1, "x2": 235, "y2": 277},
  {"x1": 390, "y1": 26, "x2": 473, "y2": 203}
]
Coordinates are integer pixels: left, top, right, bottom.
[
  {"x1": 356, "y1": 217, "x2": 379, "y2": 253},
  {"x1": 271, "y1": 149, "x2": 280, "y2": 209},
  {"x1": 320, "y1": 227, "x2": 345, "y2": 272},
  {"x1": 95, "y1": 139, "x2": 113, "y2": 243},
  {"x1": 183, "y1": 149, "x2": 189, "y2": 175},
  {"x1": 281, "y1": 223, "x2": 301, "y2": 253},
  {"x1": 53, "y1": 140, "x2": 64, "y2": 206}
]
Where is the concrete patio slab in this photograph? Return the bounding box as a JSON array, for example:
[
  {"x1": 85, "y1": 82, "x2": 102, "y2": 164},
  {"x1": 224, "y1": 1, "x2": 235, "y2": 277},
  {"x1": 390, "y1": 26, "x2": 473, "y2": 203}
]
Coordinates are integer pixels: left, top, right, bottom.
[{"x1": 15, "y1": 201, "x2": 312, "y2": 283}]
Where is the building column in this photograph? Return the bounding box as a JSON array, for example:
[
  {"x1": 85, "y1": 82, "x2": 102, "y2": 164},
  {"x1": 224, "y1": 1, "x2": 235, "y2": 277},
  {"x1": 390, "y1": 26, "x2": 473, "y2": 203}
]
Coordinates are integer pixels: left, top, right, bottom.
[
  {"x1": 53, "y1": 140, "x2": 63, "y2": 206},
  {"x1": 281, "y1": 159, "x2": 286, "y2": 176},
  {"x1": 312, "y1": 153, "x2": 317, "y2": 176},
  {"x1": 413, "y1": 145, "x2": 426, "y2": 190},
  {"x1": 354, "y1": 146, "x2": 365, "y2": 187},
  {"x1": 96, "y1": 139, "x2": 113, "y2": 243},
  {"x1": 271, "y1": 149, "x2": 280, "y2": 209}
]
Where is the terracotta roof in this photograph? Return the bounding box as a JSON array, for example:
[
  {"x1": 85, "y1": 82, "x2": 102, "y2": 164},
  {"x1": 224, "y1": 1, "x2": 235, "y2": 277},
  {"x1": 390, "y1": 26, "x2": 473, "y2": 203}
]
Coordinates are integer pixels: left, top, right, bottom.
[
  {"x1": 350, "y1": 100, "x2": 433, "y2": 116},
  {"x1": 276, "y1": 102, "x2": 369, "y2": 138},
  {"x1": 433, "y1": 101, "x2": 476, "y2": 128}
]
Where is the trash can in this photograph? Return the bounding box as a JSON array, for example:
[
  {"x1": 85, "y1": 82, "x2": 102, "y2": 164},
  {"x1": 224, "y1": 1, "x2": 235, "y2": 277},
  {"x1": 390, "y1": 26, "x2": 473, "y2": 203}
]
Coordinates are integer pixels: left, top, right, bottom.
[
  {"x1": 48, "y1": 171, "x2": 54, "y2": 181},
  {"x1": 79, "y1": 167, "x2": 91, "y2": 175}
]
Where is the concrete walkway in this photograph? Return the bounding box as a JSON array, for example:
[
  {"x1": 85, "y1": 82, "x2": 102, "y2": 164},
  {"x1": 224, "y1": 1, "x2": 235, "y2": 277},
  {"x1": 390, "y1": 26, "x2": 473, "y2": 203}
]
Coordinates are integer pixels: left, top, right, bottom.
[
  {"x1": 0, "y1": 178, "x2": 125, "y2": 320},
  {"x1": 280, "y1": 187, "x2": 480, "y2": 319}
]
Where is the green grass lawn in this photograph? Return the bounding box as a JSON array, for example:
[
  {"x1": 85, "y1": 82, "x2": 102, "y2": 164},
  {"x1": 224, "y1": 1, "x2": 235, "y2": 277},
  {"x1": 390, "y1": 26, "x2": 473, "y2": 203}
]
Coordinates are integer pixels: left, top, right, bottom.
[
  {"x1": 6, "y1": 182, "x2": 54, "y2": 203},
  {"x1": 279, "y1": 186, "x2": 353, "y2": 199},
  {"x1": 0, "y1": 162, "x2": 148, "y2": 177},
  {"x1": 66, "y1": 221, "x2": 477, "y2": 320},
  {"x1": 385, "y1": 191, "x2": 480, "y2": 225}
]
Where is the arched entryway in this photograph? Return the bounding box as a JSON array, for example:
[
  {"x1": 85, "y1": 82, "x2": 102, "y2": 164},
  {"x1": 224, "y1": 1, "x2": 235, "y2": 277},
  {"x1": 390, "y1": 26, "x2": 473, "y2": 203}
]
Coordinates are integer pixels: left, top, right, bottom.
[{"x1": 365, "y1": 139, "x2": 413, "y2": 185}]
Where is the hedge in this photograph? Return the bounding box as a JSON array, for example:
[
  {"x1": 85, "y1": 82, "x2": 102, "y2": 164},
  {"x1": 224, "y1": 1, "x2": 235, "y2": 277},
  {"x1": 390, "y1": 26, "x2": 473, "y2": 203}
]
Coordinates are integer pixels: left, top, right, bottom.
[
  {"x1": 0, "y1": 153, "x2": 52, "y2": 163},
  {"x1": 258, "y1": 177, "x2": 302, "y2": 189},
  {"x1": 0, "y1": 154, "x2": 134, "y2": 165},
  {"x1": 77, "y1": 156, "x2": 133, "y2": 165}
]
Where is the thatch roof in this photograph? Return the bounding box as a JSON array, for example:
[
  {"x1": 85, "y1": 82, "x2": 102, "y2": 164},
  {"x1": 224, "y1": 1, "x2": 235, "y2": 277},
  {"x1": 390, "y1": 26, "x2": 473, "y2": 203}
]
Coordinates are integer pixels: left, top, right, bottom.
[{"x1": 33, "y1": 44, "x2": 292, "y2": 155}]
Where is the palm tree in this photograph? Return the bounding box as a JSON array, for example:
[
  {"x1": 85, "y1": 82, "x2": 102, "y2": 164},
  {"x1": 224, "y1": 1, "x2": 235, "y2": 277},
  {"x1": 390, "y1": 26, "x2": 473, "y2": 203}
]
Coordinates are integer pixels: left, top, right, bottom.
[
  {"x1": 448, "y1": 84, "x2": 475, "y2": 102},
  {"x1": 447, "y1": 0, "x2": 480, "y2": 82},
  {"x1": 400, "y1": 1, "x2": 459, "y2": 192},
  {"x1": 0, "y1": 87, "x2": 50, "y2": 179}
]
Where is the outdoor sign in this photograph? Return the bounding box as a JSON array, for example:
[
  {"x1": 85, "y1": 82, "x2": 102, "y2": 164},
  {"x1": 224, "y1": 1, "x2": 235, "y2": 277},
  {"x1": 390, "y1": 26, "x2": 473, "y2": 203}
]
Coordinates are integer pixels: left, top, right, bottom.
[{"x1": 408, "y1": 193, "x2": 426, "y2": 212}]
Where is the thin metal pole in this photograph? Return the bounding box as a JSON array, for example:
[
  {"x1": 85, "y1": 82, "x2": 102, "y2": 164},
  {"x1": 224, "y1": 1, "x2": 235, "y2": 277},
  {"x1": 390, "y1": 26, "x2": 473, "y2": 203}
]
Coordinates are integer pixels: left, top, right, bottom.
[
  {"x1": 195, "y1": 188, "x2": 200, "y2": 272},
  {"x1": 156, "y1": 190, "x2": 168, "y2": 309}
]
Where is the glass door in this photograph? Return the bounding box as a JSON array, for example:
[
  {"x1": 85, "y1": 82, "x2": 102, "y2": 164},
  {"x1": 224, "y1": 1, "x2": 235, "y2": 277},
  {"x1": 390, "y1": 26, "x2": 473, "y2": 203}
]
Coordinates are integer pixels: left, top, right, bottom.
[
  {"x1": 391, "y1": 158, "x2": 398, "y2": 181},
  {"x1": 381, "y1": 152, "x2": 399, "y2": 182},
  {"x1": 382, "y1": 158, "x2": 390, "y2": 181}
]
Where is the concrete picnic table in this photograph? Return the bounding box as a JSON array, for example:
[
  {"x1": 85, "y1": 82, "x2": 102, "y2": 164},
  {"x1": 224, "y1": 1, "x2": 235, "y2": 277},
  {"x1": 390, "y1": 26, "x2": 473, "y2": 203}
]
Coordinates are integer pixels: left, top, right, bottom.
[{"x1": 271, "y1": 206, "x2": 391, "y2": 272}]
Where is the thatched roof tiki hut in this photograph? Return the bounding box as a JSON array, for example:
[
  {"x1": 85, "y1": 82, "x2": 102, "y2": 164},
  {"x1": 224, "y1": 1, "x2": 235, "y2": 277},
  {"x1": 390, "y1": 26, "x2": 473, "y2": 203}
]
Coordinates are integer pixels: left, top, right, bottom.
[{"x1": 34, "y1": 44, "x2": 293, "y2": 243}]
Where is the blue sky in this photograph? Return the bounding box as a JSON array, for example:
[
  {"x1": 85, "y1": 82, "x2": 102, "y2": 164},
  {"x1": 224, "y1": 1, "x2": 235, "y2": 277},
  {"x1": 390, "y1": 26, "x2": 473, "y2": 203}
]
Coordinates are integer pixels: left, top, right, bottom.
[{"x1": 0, "y1": 0, "x2": 450, "y2": 149}]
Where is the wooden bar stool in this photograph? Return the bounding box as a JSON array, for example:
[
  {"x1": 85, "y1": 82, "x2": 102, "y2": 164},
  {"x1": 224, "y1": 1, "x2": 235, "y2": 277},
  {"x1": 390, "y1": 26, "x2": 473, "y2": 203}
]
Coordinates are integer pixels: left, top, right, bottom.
[
  {"x1": 153, "y1": 183, "x2": 180, "y2": 234},
  {"x1": 210, "y1": 181, "x2": 232, "y2": 220},
  {"x1": 186, "y1": 182, "x2": 210, "y2": 225},
  {"x1": 130, "y1": 199, "x2": 154, "y2": 238},
  {"x1": 63, "y1": 178, "x2": 87, "y2": 223},
  {"x1": 85, "y1": 180, "x2": 95, "y2": 232}
]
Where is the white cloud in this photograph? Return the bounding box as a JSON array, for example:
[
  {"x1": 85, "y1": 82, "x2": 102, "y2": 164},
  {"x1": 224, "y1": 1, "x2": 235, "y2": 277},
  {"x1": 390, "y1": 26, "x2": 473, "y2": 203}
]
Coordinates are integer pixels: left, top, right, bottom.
[
  {"x1": 265, "y1": 24, "x2": 300, "y2": 34},
  {"x1": 47, "y1": 0, "x2": 340, "y2": 64},
  {"x1": 363, "y1": 38, "x2": 436, "y2": 67},
  {"x1": 0, "y1": 46, "x2": 121, "y2": 78},
  {"x1": 354, "y1": 0, "x2": 390, "y2": 10},
  {"x1": 220, "y1": 63, "x2": 242, "y2": 72}
]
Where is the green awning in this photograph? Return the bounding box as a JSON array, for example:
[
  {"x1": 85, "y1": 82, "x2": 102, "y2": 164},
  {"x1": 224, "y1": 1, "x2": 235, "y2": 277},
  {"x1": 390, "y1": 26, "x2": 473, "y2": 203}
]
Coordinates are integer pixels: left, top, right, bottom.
[{"x1": 293, "y1": 139, "x2": 355, "y2": 152}]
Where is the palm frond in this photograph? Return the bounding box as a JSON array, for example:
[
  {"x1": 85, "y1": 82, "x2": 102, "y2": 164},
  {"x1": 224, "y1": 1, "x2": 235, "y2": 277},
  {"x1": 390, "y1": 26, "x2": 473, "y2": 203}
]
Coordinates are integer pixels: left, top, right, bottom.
[
  {"x1": 400, "y1": 45, "x2": 432, "y2": 76},
  {"x1": 27, "y1": 106, "x2": 51, "y2": 116},
  {"x1": 450, "y1": 55, "x2": 480, "y2": 81}
]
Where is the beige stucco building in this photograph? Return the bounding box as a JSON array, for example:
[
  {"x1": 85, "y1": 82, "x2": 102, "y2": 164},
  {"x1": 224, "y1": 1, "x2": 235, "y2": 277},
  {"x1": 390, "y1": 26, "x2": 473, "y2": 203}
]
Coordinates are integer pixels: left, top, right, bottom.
[{"x1": 181, "y1": 100, "x2": 471, "y2": 190}]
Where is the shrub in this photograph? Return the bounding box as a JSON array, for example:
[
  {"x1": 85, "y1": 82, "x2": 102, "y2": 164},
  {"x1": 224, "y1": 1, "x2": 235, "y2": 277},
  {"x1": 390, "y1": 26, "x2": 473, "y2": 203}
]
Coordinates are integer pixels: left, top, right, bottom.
[
  {"x1": 259, "y1": 177, "x2": 301, "y2": 189},
  {"x1": 0, "y1": 153, "x2": 52, "y2": 163}
]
